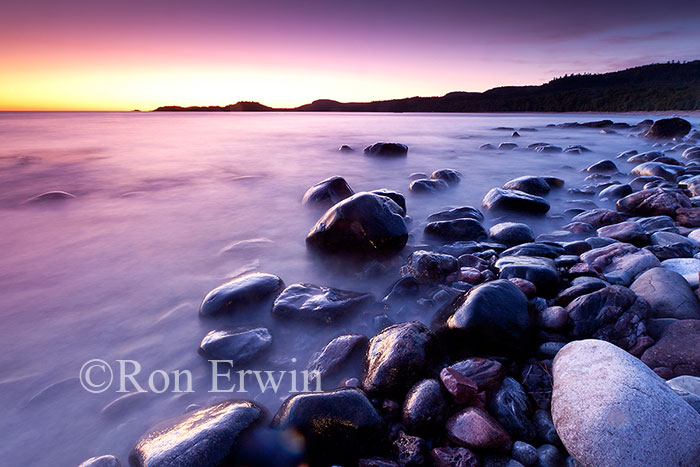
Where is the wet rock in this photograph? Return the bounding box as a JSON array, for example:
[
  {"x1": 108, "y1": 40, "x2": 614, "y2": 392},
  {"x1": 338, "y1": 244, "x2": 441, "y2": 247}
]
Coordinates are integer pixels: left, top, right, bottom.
[
  {"x1": 636, "y1": 215, "x2": 677, "y2": 234},
  {"x1": 596, "y1": 221, "x2": 647, "y2": 246},
  {"x1": 489, "y1": 222, "x2": 535, "y2": 246},
  {"x1": 586, "y1": 160, "x2": 618, "y2": 173},
  {"x1": 431, "y1": 168, "x2": 462, "y2": 185},
  {"x1": 667, "y1": 375, "x2": 700, "y2": 414},
  {"x1": 402, "y1": 379, "x2": 448, "y2": 436},
  {"x1": 521, "y1": 362, "x2": 554, "y2": 410},
  {"x1": 537, "y1": 306, "x2": 569, "y2": 330},
  {"x1": 630, "y1": 268, "x2": 700, "y2": 319},
  {"x1": 402, "y1": 250, "x2": 458, "y2": 285},
  {"x1": 580, "y1": 242, "x2": 660, "y2": 285},
  {"x1": 425, "y1": 218, "x2": 487, "y2": 242},
  {"x1": 199, "y1": 328, "x2": 272, "y2": 363},
  {"x1": 552, "y1": 339, "x2": 700, "y2": 466},
  {"x1": 362, "y1": 321, "x2": 433, "y2": 395},
  {"x1": 533, "y1": 409, "x2": 559, "y2": 445},
  {"x1": 616, "y1": 188, "x2": 691, "y2": 218},
  {"x1": 641, "y1": 319, "x2": 700, "y2": 379},
  {"x1": 645, "y1": 117, "x2": 692, "y2": 139},
  {"x1": 200, "y1": 273, "x2": 285, "y2": 317},
  {"x1": 508, "y1": 278, "x2": 537, "y2": 298},
  {"x1": 130, "y1": 400, "x2": 263, "y2": 467},
  {"x1": 446, "y1": 280, "x2": 531, "y2": 354},
  {"x1": 565, "y1": 285, "x2": 651, "y2": 353},
  {"x1": 308, "y1": 334, "x2": 368, "y2": 379},
  {"x1": 501, "y1": 242, "x2": 564, "y2": 259},
  {"x1": 535, "y1": 444, "x2": 565, "y2": 467},
  {"x1": 410, "y1": 178, "x2": 449, "y2": 193},
  {"x1": 359, "y1": 458, "x2": 399, "y2": 467},
  {"x1": 338, "y1": 144, "x2": 354, "y2": 152},
  {"x1": 439, "y1": 367, "x2": 478, "y2": 404},
  {"x1": 302, "y1": 176, "x2": 354, "y2": 206},
  {"x1": 534, "y1": 145, "x2": 562, "y2": 153},
  {"x1": 598, "y1": 183, "x2": 632, "y2": 200},
  {"x1": 427, "y1": 206, "x2": 484, "y2": 222},
  {"x1": 495, "y1": 256, "x2": 559, "y2": 297},
  {"x1": 488, "y1": 377, "x2": 536, "y2": 442},
  {"x1": 482, "y1": 188, "x2": 550, "y2": 214},
  {"x1": 272, "y1": 283, "x2": 374, "y2": 323},
  {"x1": 676, "y1": 207, "x2": 700, "y2": 227},
  {"x1": 372, "y1": 189, "x2": 407, "y2": 213},
  {"x1": 503, "y1": 176, "x2": 551, "y2": 195},
  {"x1": 499, "y1": 142, "x2": 518, "y2": 150},
  {"x1": 364, "y1": 142, "x2": 408, "y2": 156},
  {"x1": 272, "y1": 388, "x2": 382, "y2": 464},
  {"x1": 393, "y1": 432, "x2": 426, "y2": 466},
  {"x1": 449, "y1": 357, "x2": 506, "y2": 392},
  {"x1": 78, "y1": 455, "x2": 120, "y2": 467},
  {"x1": 554, "y1": 280, "x2": 606, "y2": 307},
  {"x1": 631, "y1": 162, "x2": 683, "y2": 182},
  {"x1": 661, "y1": 257, "x2": 700, "y2": 286},
  {"x1": 447, "y1": 407, "x2": 512, "y2": 451},
  {"x1": 512, "y1": 441, "x2": 537, "y2": 466},
  {"x1": 431, "y1": 446, "x2": 479, "y2": 467},
  {"x1": 571, "y1": 208, "x2": 623, "y2": 227},
  {"x1": 627, "y1": 150, "x2": 663, "y2": 163}
]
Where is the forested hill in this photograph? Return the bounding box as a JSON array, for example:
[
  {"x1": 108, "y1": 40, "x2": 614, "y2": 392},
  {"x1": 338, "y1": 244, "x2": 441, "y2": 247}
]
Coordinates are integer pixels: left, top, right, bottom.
[{"x1": 154, "y1": 61, "x2": 700, "y2": 112}]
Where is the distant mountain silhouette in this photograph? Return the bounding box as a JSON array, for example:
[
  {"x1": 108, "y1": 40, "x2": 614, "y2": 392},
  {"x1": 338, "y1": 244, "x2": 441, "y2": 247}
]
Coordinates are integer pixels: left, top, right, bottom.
[
  {"x1": 155, "y1": 101, "x2": 274, "y2": 112},
  {"x1": 153, "y1": 61, "x2": 700, "y2": 112}
]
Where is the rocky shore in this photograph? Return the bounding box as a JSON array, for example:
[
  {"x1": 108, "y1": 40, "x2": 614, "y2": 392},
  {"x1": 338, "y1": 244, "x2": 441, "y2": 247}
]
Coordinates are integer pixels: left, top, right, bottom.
[{"x1": 80, "y1": 117, "x2": 700, "y2": 467}]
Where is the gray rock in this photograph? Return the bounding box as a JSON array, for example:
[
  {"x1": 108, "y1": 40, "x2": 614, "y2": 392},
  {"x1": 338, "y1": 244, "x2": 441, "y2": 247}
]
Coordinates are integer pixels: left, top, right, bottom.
[
  {"x1": 661, "y1": 258, "x2": 700, "y2": 287},
  {"x1": 552, "y1": 339, "x2": 700, "y2": 467},
  {"x1": 667, "y1": 375, "x2": 700, "y2": 413},
  {"x1": 630, "y1": 268, "x2": 700, "y2": 319},
  {"x1": 431, "y1": 168, "x2": 462, "y2": 185},
  {"x1": 402, "y1": 250, "x2": 459, "y2": 284},
  {"x1": 302, "y1": 176, "x2": 354, "y2": 206},
  {"x1": 272, "y1": 283, "x2": 374, "y2": 323},
  {"x1": 410, "y1": 178, "x2": 449, "y2": 193},
  {"x1": 199, "y1": 328, "x2": 272, "y2": 363},
  {"x1": 199, "y1": 273, "x2": 285, "y2": 317},
  {"x1": 581, "y1": 243, "x2": 660, "y2": 285},
  {"x1": 489, "y1": 222, "x2": 535, "y2": 246}
]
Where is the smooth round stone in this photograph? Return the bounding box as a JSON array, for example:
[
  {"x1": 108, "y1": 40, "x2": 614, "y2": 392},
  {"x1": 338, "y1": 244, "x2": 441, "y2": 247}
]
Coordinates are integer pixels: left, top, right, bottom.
[
  {"x1": 586, "y1": 159, "x2": 618, "y2": 173},
  {"x1": 596, "y1": 221, "x2": 647, "y2": 246},
  {"x1": 431, "y1": 168, "x2": 462, "y2": 185},
  {"x1": 372, "y1": 189, "x2": 407, "y2": 212},
  {"x1": 488, "y1": 377, "x2": 536, "y2": 442},
  {"x1": 631, "y1": 162, "x2": 683, "y2": 181},
  {"x1": 512, "y1": 441, "x2": 537, "y2": 466},
  {"x1": 646, "y1": 117, "x2": 691, "y2": 139},
  {"x1": 503, "y1": 176, "x2": 551, "y2": 195},
  {"x1": 199, "y1": 273, "x2": 285, "y2": 317},
  {"x1": 499, "y1": 142, "x2": 518, "y2": 150},
  {"x1": 495, "y1": 256, "x2": 559, "y2": 297},
  {"x1": 598, "y1": 183, "x2": 632, "y2": 200},
  {"x1": 402, "y1": 250, "x2": 458, "y2": 285},
  {"x1": 488, "y1": 222, "x2": 535, "y2": 246},
  {"x1": 630, "y1": 268, "x2": 700, "y2": 319},
  {"x1": 446, "y1": 407, "x2": 512, "y2": 451},
  {"x1": 402, "y1": 379, "x2": 448, "y2": 436},
  {"x1": 364, "y1": 142, "x2": 408, "y2": 156},
  {"x1": 651, "y1": 231, "x2": 700, "y2": 249},
  {"x1": 667, "y1": 375, "x2": 700, "y2": 413},
  {"x1": 641, "y1": 319, "x2": 700, "y2": 379},
  {"x1": 427, "y1": 206, "x2": 484, "y2": 222},
  {"x1": 482, "y1": 188, "x2": 550, "y2": 214},
  {"x1": 425, "y1": 218, "x2": 487, "y2": 242},
  {"x1": 661, "y1": 258, "x2": 700, "y2": 287},
  {"x1": 302, "y1": 176, "x2": 354, "y2": 206},
  {"x1": 410, "y1": 178, "x2": 449, "y2": 193},
  {"x1": 199, "y1": 328, "x2": 272, "y2": 363},
  {"x1": 307, "y1": 334, "x2": 368, "y2": 379}
]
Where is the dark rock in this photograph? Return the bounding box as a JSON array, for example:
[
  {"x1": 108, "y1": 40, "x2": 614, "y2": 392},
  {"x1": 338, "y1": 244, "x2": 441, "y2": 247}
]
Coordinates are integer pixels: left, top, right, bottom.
[
  {"x1": 488, "y1": 377, "x2": 536, "y2": 442},
  {"x1": 499, "y1": 142, "x2": 518, "y2": 150},
  {"x1": 631, "y1": 162, "x2": 683, "y2": 182},
  {"x1": 495, "y1": 256, "x2": 559, "y2": 297},
  {"x1": 410, "y1": 178, "x2": 449, "y2": 193},
  {"x1": 571, "y1": 209, "x2": 623, "y2": 228},
  {"x1": 521, "y1": 362, "x2": 554, "y2": 410},
  {"x1": 616, "y1": 188, "x2": 691, "y2": 218},
  {"x1": 627, "y1": 150, "x2": 663, "y2": 163},
  {"x1": 25, "y1": 190, "x2": 77, "y2": 203},
  {"x1": 308, "y1": 334, "x2": 369, "y2": 380},
  {"x1": 676, "y1": 207, "x2": 700, "y2": 227},
  {"x1": 359, "y1": 458, "x2": 399, "y2": 467},
  {"x1": 362, "y1": 321, "x2": 434, "y2": 395},
  {"x1": 338, "y1": 145, "x2": 354, "y2": 152},
  {"x1": 641, "y1": 319, "x2": 700, "y2": 379},
  {"x1": 508, "y1": 278, "x2": 537, "y2": 299},
  {"x1": 636, "y1": 215, "x2": 677, "y2": 234},
  {"x1": 501, "y1": 242, "x2": 564, "y2": 259},
  {"x1": 306, "y1": 192, "x2": 408, "y2": 254},
  {"x1": 565, "y1": 285, "x2": 651, "y2": 353},
  {"x1": 543, "y1": 177, "x2": 565, "y2": 189},
  {"x1": 482, "y1": 188, "x2": 550, "y2": 214},
  {"x1": 272, "y1": 283, "x2": 374, "y2": 323},
  {"x1": 199, "y1": 328, "x2": 272, "y2": 363},
  {"x1": 503, "y1": 176, "x2": 551, "y2": 195},
  {"x1": 533, "y1": 410, "x2": 559, "y2": 445},
  {"x1": 272, "y1": 388, "x2": 382, "y2": 464},
  {"x1": 449, "y1": 357, "x2": 506, "y2": 392},
  {"x1": 554, "y1": 281, "x2": 606, "y2": 307},
  {"x1": 535, "y1": 145, "x2": 563, "y2": 153},
  {"x1": 364, "y1": 142, "x2": 408, "y2": 156},
  {"x1": 431, "y1": 446, "x2": 479, "y2": 467},
  {"x1": 302, "y1": 176, "x2": 354, "y2": 206},
  {"x1": 587, "y1": 160, "x2": 618, "y2": 173},
  {"x1": 78, "y1": 456, "x2": 120, "y2": 467},
  {"x1": 645, "y1": 117, "x2": 691, "y2": 139},
  {"x1": 372, "y1": 189, "x2": 407, "y2": 213},
  {"x1": 427, "y1": 206, "x2": 484, "y2": 222},
  {"x1": 393, "y1": 432, "x2": 426, "y2": 466},
  {"x1": 425, "y1": 218, "x2": 487, "y2": 242},
  {"x1": 512, "y1": 441, "x2": 538, "y2": 466},
  {"x1": 580, "y1": 242, "x2": 660, "y2": 285},
  {"x1": 598, "y1": 183, "x2": 632, "y2": 200},
  {"x1": 402, "y1": 250, "x2": 458, "y2": 285},
  {"x1": 535, "y1": 444, "x2": 565, "y2": 467},
  {"x1": 200, "y1": 273, "x2": 284, "y2": 317},
  {"x1": 537, "y1": 306, "x2": 569, "y2": 330},
  {"x1": 439, "y1": 367, "x2": 478, "y2": 404},
  {"x1": 596, "y1": 222, "x2": 648, "y2": 246},
  {"x1": 446, "y1": 407, "x2": 512, "y2": 451},
  {"x1": 130, "y1": 400, "x2": 263, "y2": 467},
  {"x1": 402, "y1": 379, "x2": 448, "y2": 436},
  {"x1": 431, "y1": 169, "x2": 462, "y2": 185},
  {"x1": 489, "y1": 222, "x2": 535, "y2": 246}
]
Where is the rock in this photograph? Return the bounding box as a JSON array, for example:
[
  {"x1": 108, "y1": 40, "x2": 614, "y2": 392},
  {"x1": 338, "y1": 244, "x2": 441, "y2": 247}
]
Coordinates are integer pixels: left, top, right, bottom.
[
  {"x1": 480, "y1": 143, "x2": 497, "y2": 150},
  {"x1": 431, "y1": 446, "x2": 479, "y2": 467},
  {"x1": 409, "y1": 178, "x2": 449, "y2": 193},
  {"x1": 488, "y1": 377, "x2": 536, "y2": 442},
  {"x1": 599, "y1": 183, "x2": 632, "y2": 200},
  {"x1": 200, "y1": 273, "x2": 285, "y2": 317},
  {"x1": 427, "y1": 206, "x2": 484, "y2": 222},
  {"x1": 503, "y1": 176, "x2": 551, "y2": 195},
  {"x1": 631, "y1": 162, "x2": 683, "y2": 182},
  {"x1": 489, "y1": 222, "x2": 535, "y2": 246},
  {"x1": 627, "y1": 150, "x2": 663, "y2": 163},
  {"x1": 537, "y1": 306, "x2": 569, "y2": 330},
  {"x1": 543, "y1": 176, "x2": 565, "y2": 188},
  {"x1": 667, "y1": 375, "x2": 700, "y2": 413},
  {"x1": 372, "y1": 189, "x2": 407, "y2": 213},
  {"x1": 482, "y1": 188, "x2": 550, "y2": 214},
  {"x1": 306, "y1": 192, "x2": 408, "y2": 254},
  {"x1": 402, "y1": 250, "x2": 458, "y2": 284},
  {"x1": 308, "y1": 334, "x2": 368, "y2": 379},
  {"x1": 393, "y1": 432, "x2": 426, "y2": 466},
  {"x1": 552, "y1": 339, "x2": 700, "y2": 467},
  {"x1": 199, "y1": 328, "x2": 272, "y2": 363},
  {"x1": 571, "y1": 208, "x2": 623, "y2": 227},
  {"x1": 446, "y1": 280, "x2": 531, "y2": 354},
  {"x1": 555, "y1": 280, "x2": 607, "y2": 306},
  {"x1": 359, "y1": 458, "x2": 399, "y2": 467},
  {"x1": 272, "y1": 284, "x2": 374, "y2": 323},
  {"x1": 587, "y1": 160, "x2": 618, "y2": 173},
  {"x1": 402, "y1": 379, "x2": 448, "y2": 436},
  {"x1": 449, "y1": 358, "x2": 506, "y2": 392},
  {"x1": 535, "y1": 445, "x2": 565, "y2": 467},
  {"x1": 596, "y1": 222, "x2": 647, "y2": 246},
  {"x1": 641, "y1": 319, "x2": 700, "y2": 378},
  {"x1": 661, "y1": 258, "x2": 700, "y2": 286},
  {"x1": 364, "y1": 142, "x2": 408, "y2": 156},
  {"x1": 338, "y1": 144, "x2": 354, "y2": 152},
  {"x1": 78, "y1": 456, "x2": 120, "y2": 467},
  {"x1": 512, "y1": 441, "x2": 537, "y2": 466},
  {"x1": 533, "y1": 409, "x2": 559, "y2": 445},
  {"x1": 676, "y1": 207, "x2": 700, "y2": 227},
  {"x1": 616, "y1": 188, "x2": 691, "y2": 218},
  {"x1": 630, "y1": 268, "x2": 700, "y2": 319},
  {"x1": 25, "y1": 190, "x2": 77, "y2": 203},
  {"x1": 362, "y1": 321, "x2": 433, "y2": 395},
  {"x1": 636, "y1": 215, "x2": 677, "y2": 234},
  {"x1": 431, "y1": 168, "x2": 462, "y2": 184},
  {"x1": 439, "y1": 367, "x2": 478, "y2": 404},
  {"x1": 580, "y1": 243, "x2": 660, "y2": 285},
  {"x1": 272, "y1": 388, "x2": 382, "y2": 464},
  {"x1": 645, "y1": 117, "x2": 692, "y2": 139},
  {"x1": 508, "y1": 277, "x2": 537, "y2": 298},
  {"x1": 495, "y1": 256, "x2": 559, "y2": 297},
  {"x1": 446, "y1": 407, "x2": 513, "y2": 451},
  {"x1": 302, "y1": 176, "x2": 354, "y2": 206},
  {"x1": 535, "y1": 145, "x2": 562, "y2": 153},
  {"x1": 565, "y1": 285, "x2": 651, "y2": 353},
  {"x1": 130, "y1": 400, "x2": 263, "y2": 467},
  {"x1": 499, "y1": 142, "x2": 518, "y2": 150},
  {"x1": 425, "y1": 218, "x2": 487, "y2": 242},
  {"x1": 501, "y1": 242, "x2": 564, "y2": 259}
]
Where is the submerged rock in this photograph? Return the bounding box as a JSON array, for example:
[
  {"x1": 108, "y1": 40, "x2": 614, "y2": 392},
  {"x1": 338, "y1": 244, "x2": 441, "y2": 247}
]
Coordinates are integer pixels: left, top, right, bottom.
[
  {"x1": 199, "y1": 328, "x2": 272, "y2": 363},
  {"x1": 425, "y1": 218, "x2": 487, "y2": 242},
  {"x1": 482, "y1": 188, "x2": 550, "y2": 214},
  {"x1": 364, "y1": 142, "x2": 408, "y2": 156},
  {"x1": 272, "y1": 283, "x2": 374, "y2": 323},
  {"x1": 25, "y1": 190, "x2": 77, "y2": 203},
  {"x1": 301, "y1": 176, "x2": 354, "y2": 206},
  {"x1": 200, "y1": 273, "x2": 285, "y2": 317},
  {"x1": 431, "y1": 168, "x2": 462, "y2": 185},
  {"x1": 552, "y1": 339, "x2": 700, "y2": 467},
  {"x1": 409, "y1": 178, "x2": 449, "y2": 193},
  {"x1": 503, "y1": 176, "x2": 551, "y2": 195},
  {"x1": 427, "y1": 206, "x2": 484, "y2": 222}
]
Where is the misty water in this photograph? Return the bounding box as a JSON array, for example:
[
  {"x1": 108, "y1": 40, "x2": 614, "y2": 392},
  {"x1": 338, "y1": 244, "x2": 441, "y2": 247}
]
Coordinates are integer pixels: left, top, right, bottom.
[{"x1": 1, "y1": 111, "x2": 698, "y2": 466}]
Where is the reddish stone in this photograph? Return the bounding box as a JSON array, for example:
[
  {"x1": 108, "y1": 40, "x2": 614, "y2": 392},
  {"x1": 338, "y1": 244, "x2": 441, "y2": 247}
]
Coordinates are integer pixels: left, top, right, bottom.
[
  {"x1": 449, "y1": 357, "x2": 505, "y2": 392},
  {"x1": 676, "y1": 208, "x2": 700, "y2": 227},
  {"x1": 439, "y1": 367, "x2": 478, "y2": 404},
  {"x1": 508, "y1": 277, "x2": 537, "y2": 298},
  {"x1": 446, "y1": 407, "x2": 512, "y2": 451},
  {"x1": 568, "y1": 262, "x2": 600, "y2": 278},
  {"x1": 458, "y1": 267, "x2": 483, "y2": 284}
]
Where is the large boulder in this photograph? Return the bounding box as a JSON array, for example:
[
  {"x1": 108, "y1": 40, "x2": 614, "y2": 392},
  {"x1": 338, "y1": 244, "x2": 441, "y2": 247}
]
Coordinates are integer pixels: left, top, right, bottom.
[
  {"x1": 130, "y1": 400, "x2": 263, "y2": 467},
  {"x1": 565, "y1": 285, "x2": 651, "y2": 354},
  {"x1": 641, "y1": 319, "x2": 700, "y2": 379},
  {"x1": 364, "y1": 142, "x2": 408, "y2": 156},
  {"x1": 552, "y1": 339, "x2": 700, "y2": 467},
  {"x1": 302, "y1": 176, "x2": 354, "y2": 206},
  {"x1": 306, "y1": 192, "x2": 408, "y2": 254},
  {"x1": 645, "y1": 117, "x2": 692, "y2": 139},
  {"x1": 482, "y1": 188, "x2": 550, "y2": 214},
  {"x1": 630, "y1": 268, "x2": 700, "y2": 319},
  {"x1": 616, "y1": 188, "x2": 691, "y2": 218},
  {"x1": 424, "y1": 218, "x2": 487, "y2": 242},
  {"x1": 199, "y1": 273, "x2": 285, "y2": 317},
  {"x1": 362, "y1": 321, "x2": 434, "y2": 395},
  {"x1": 271, "y1": 388, "x2": 382, "y2": 464},
  {"x1": 272, "y1": 283, "x2": 373, "y2": 323},
  {"x1": 580, "y1": 242, "x2": 660, "y2": 286}
]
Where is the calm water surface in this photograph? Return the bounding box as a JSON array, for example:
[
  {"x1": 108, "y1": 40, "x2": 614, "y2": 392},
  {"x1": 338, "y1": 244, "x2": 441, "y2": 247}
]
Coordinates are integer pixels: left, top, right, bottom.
[{"x1": 0, "y1": 112, "x2": 697, "y2": 466}]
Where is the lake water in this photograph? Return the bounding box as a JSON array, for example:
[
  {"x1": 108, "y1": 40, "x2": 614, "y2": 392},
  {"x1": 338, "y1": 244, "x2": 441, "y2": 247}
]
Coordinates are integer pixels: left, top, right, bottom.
[{"x1": 0, "y1": 111, "x2": 697, "y2": 466}]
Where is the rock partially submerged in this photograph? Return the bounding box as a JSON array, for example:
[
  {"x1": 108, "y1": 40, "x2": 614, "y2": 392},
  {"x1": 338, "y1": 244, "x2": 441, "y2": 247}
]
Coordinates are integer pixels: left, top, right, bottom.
[
  {"x1": 200, "y1": 273, "x2": 285, "y2": 317},
  {"x1": 364, "y1": 142, "x2": 408, "y2": 156},
  {"x1": 302, "y1": 176, "x2": 354, "y2": 206},
  {"x1": 272, "y1": 283, "x2": 374, "y2": 323},
  {"x1": 482, "y1": 188, "x2": 550, "y2": 214},
  {"x1": 199, "y1": 328, "x2": 272, "y2": 363},
  {"x1": 645, "y1": 117, "x2": 692, "y2": 139}
]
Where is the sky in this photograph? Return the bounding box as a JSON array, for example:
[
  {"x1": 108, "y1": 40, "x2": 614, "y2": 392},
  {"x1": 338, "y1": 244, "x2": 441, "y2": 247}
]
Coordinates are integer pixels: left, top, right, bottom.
[{"x1": 1, "y1": 0, "x2": 699, "y2": 110}]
